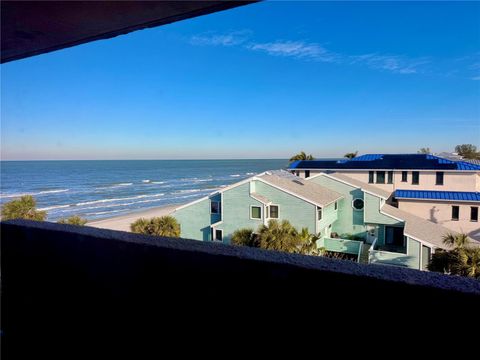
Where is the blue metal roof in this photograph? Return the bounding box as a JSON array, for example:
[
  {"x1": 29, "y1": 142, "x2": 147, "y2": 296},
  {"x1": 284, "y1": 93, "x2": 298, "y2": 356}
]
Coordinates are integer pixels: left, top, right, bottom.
[
  {"x1": 395, "y1": 190, "x2": 480, "y2": 202},
  {"x1": 288, "y1": 154, "x2": 480, "y2": 171}
]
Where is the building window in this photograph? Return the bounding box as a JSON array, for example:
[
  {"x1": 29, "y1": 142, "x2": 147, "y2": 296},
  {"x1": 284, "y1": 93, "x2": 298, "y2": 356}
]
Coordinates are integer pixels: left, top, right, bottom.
[
  {"x1": 352, "y1": 198, "x2": 364, "y2": 211},
  {"x1": 436, "y1": 172, "x2": 444, "y2": 185},
  {"x1": 251, "y1": 206, "x2": 262, "y2": 219},
  {"x1": 368, "y1": 171, "x2": 374, "y2": 183},
  {"x1": 317, "y1": 206, "x2": 323, "y2": 220},
  {"x1": 376, "y1": 171, "x2": 385, "y2": 184},
  {"x1": 210, "y1": 201, "x2": 221, "y2": 214},
  {"x1": 211, "y1": 228, "x2": 223, "y2": 242},
  {"x1": 269, "y1": 205, "x2": 279, "y2": 219},
  {"x1": 412, "y1": 171, "x2": 419, "y2": 185},
  {"x1": 471, "y1": 207, "x2": 478, "y2": 222},
  {"x1": 387, "y1": 171, "x2": 393, "y2": 184},
  {"x1": 295, "y1": 171, "x2": 300, "y2": 176},
  {"x1": 401, "y1": 171, "x2": 407, "y2": 182},
  {"x1": 334, "y1": 201, "x2": 338, "y2": 210},
  {"x1": 305, "y1": 170, "x2": 310, "y2": 178},
  {"x1": 452, "y1": 206, "x2": 459, "y2": 221}
]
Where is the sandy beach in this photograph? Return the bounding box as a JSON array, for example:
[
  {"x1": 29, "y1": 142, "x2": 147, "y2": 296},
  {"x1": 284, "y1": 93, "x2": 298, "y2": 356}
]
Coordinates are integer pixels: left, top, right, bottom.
[{"x1": 87, "y1": 204, "x2": 181, "y2": 232}]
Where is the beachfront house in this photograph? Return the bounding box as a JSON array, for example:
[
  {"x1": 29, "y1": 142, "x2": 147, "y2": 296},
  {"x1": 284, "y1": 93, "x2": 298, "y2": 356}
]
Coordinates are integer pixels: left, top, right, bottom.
[
  {"x1": 289, "y1": 154, "x2": 480, "y2": 240},
  {"x1": 173, "y1": 169, "x2": 461, "y2": 270}
]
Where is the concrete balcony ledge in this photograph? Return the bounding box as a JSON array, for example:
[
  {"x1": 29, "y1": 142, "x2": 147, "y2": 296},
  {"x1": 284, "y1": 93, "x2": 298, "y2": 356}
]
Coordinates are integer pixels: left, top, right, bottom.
[
  {"x1": 2, "y1": 219, "x2": 479, "y2": 356},
  {"x1": 3, "y1": 219, "x2": 479, "y2": 295}
]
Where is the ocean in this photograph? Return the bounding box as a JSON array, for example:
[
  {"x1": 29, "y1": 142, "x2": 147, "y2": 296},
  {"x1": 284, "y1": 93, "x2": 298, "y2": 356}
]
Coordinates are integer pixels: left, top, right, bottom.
[{"x1": 0, "y1": 159, "x2": 288, "y2": 221}]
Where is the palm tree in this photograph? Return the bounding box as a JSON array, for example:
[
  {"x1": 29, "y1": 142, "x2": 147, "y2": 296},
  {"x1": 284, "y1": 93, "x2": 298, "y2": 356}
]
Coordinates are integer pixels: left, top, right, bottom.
[
  {"x1": 231, "y1": 228, "x2": 257, "y2": 247},
  {"x1": 130, "y1": 215, "x2": 180, "y2": 237},
  {"x1": 428, "y1": 232, "x2": 480, "y2": 279},
  {"x1": 257, "y1": 219, "x2": 303, "y2": 253},
  {"x1": 57, "y1": 215, "x2": 87, "y2": 226},
  {"x1": 298, "y1": 227, "x2": 320, "y2": 255},
  {"x1": 442, "y1": 232, "x2": 470, "y2": 249},
  {"x1": 344, "y1": 151, "x2": 358, "y2": 159},
  {"x1": 1, "y1": 195, "x2": 47, "y2": 221},
  {"x1": 289, "y1": 151, "x2": 314, "y2": 162}
]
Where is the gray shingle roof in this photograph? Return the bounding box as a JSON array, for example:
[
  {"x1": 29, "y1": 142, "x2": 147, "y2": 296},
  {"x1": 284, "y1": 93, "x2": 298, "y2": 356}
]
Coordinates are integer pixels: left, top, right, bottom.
[
  {"x1": 381, "y1": 204, "x2": 480, "y2": 249},
  {"x1": 257, "y1": 170, "x2": 343, "y2": 207}
]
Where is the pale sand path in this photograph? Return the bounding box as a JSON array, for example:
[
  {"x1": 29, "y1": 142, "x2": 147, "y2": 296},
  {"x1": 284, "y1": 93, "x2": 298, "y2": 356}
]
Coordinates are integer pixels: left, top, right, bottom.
[{"x1": 87, "y1": 204, "x2": 182, "y2": 232}]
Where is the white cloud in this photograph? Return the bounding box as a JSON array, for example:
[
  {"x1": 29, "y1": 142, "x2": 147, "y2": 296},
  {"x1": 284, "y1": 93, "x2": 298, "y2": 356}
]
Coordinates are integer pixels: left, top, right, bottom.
[
  {"x1": 349, "y1": 54, "x2": 429, "y2": 74},
  {"x1": 246, "y1": 41, "x2": 338, "y2": 62},
  {"x1": 190, "y1": 31, "x2": 251, "y2": 46},
  {"x1": 189, "y1": 31, "x2": 430, "y2": 75}
]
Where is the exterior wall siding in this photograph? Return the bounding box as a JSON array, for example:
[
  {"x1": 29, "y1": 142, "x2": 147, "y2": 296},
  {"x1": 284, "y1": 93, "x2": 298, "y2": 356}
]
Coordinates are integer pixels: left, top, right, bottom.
[
  {"x1": 364, "y1": 193, "x2": 402, "y2": 226},
  {"x1": 307, "y1": 170, "x2": 477, "y2": 192},
  {"x1": 215, "y1": 183, "x2": 264, "y2": 243},
  {"x1": 397, "y1": 199, "x2": 480, "y2": 240},
  {"x1": 252, "y1": 181, "x2": 318, "y2": 233},
  {"x1": 310, "y1": 176, "x2": 366, "y2": 239},
  {"x1": 173, "y1": 199, "x2": 211, "y2": 241}
]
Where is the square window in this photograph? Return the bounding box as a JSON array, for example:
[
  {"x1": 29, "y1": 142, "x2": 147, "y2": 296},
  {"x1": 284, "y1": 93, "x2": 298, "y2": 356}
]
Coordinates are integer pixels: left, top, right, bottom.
[
  {"x1": 376, "y1": 171, "x2": 385, "y2": 184},
  {"x1": 211, "y1": 201, "x2": 220, "y2": 214},
  {"x1": 368, "y1": 171, "x2": 374, "y2": 183},
  {"x1": 412, "y1": 171, "x2": 420, "y2": 185},
  {"x1": 269, "y1": 205, "x2": 279, "y2": 219},
  {"x1": 251, "y1": 206, "x2": 261, "y2": 219},
  {"x1": 317, "y1": 207, "x2": 322, "y2": 220},
  {"x1": 401, "y1": 171, "x2": 407, "y2": 182},
  {"x1": 436, "y1": 172, "x2": 444, "y2": 185},
  {"x1": 471, "y1": 207, "x2": 478, "y2": 222},
  {"x1": 215, "y1": 229, "x2": 223, "y2": 241},
  {"x1": 387, "y1": 171, "x2": 393, "y2": 184},
  {"x1": 452, "y1": 206, "x2": 459, "y2": 221}
]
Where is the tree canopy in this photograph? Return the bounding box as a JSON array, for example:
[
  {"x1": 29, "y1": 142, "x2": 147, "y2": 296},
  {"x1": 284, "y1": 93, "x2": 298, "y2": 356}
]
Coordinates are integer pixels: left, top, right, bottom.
[
  {"x1": 131, "y1": 215, "x2": 181, "y2": 237},
  {"x1": 58, "y1": 215, "x2": 87, "y2": 226},
  {"x1": 417, "y1": 147, "x2": 431, "y2": 154},
  {"x1": 1, "y1": 195, "x2": 47, "y2": 221},
  {"x1": 455, "y1": 144, "x2": 480, "y2": 160},
  {"x1": 289, "y1": 151, "x2": 314, "y2": 162},
  {"x1": 344, "y1": 151, "x2": 358, "y2": 159}
]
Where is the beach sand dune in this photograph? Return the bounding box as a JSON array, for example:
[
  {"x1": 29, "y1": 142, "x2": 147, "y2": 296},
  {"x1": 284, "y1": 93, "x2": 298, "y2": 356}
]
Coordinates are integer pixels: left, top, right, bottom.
[{"x1": 87, "y1": 204, "x2": 181, "y2": 232}]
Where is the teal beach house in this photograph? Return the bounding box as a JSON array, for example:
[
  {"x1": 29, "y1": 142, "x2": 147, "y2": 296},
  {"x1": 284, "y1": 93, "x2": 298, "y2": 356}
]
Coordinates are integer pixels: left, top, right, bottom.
[
  {"x1": 173, "y1": 170, "x2": 463, "y2": 271},
  {"x1": 173, "y1": 170, "x2": 343, "y2": 243}
]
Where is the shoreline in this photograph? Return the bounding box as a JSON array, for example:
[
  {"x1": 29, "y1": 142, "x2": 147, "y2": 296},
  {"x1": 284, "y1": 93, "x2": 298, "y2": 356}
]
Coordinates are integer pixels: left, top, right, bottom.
[{"x1": 87, "y1": 203, "x2": 181, "y2": 232}]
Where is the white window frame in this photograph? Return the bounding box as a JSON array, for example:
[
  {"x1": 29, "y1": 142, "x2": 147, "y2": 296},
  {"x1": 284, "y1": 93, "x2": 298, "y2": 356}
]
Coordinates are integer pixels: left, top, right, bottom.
[
  {"x1": 210, "y1": 200, "x2": 221, "y2": 214},
  {"x1": 352, "y1": 198, "x2": 364, "y2": 211},
  {"x1": 250, "y1": 205, "x2": 262, "y2": 220},
  {"x1": 212, "y1": 228, "x2": 223, "y2": 242},
  {"x1": 317, "y1": 206, "x2": 323, "y2": 221},
  {"x1": 267, "y1": 204, "x2": 280, "y2": 219}
]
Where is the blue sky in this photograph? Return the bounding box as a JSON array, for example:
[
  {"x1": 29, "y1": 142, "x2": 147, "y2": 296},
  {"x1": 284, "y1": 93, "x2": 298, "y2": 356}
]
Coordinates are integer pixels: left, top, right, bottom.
[{"x1": 1, "y1": 1, "x2": 479, "y2": 160}]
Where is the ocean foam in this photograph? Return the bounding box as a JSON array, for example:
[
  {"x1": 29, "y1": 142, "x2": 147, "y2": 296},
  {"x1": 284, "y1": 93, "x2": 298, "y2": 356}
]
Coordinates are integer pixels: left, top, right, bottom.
[
  {"x1": 0, "y1": 189, "x2": 69, "y2": 199},
  {"x1": 76, "y1": 193, "x2": 165, "y2": 206},
  {"x1": 38, "y1": 204, "x2": 71, "y2": 211},
  {"x1": 230, "y1": 174, "x2": 241, "y2": 177}
]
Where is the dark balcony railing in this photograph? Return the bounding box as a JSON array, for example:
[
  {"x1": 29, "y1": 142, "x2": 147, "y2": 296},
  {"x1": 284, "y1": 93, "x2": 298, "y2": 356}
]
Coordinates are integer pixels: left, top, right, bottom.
[{"x1": 2, "y1": 219, "x2": 479, "y2": 357}]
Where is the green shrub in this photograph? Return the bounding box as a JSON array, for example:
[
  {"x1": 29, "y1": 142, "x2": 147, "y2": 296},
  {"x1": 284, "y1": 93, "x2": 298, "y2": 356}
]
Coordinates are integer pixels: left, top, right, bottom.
[
  {"x1": 57, "y1": 215, "x2": 87, "y2": 226},
  {"x1": 130, "y1": 216, "x2": 180, "y2": 237}
]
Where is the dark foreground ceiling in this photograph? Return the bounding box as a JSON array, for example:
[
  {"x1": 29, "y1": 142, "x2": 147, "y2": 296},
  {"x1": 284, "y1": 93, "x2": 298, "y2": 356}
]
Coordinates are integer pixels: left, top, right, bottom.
[{"x1": 1, "y1": 1, "x2": 255, "y2": 63}]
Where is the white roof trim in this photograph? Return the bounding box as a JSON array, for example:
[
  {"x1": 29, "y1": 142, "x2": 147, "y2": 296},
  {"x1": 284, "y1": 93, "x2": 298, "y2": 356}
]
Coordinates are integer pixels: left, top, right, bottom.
[
  {"x1": 292, "y1": 168, "x2": 479, "y2": 173},
  {"x1": 396, "y1": 197, "x2": 480, "y2": 203},
  {"x1": 211, "y1": 220, "x2": 223, "y2": 227}
]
